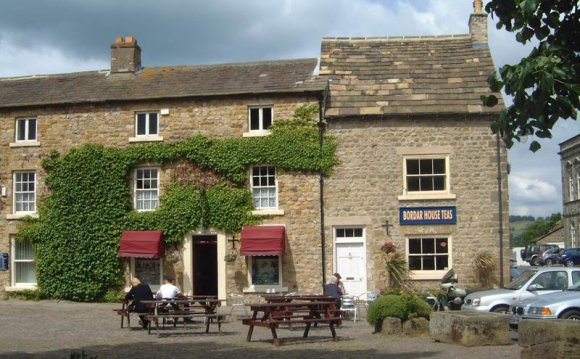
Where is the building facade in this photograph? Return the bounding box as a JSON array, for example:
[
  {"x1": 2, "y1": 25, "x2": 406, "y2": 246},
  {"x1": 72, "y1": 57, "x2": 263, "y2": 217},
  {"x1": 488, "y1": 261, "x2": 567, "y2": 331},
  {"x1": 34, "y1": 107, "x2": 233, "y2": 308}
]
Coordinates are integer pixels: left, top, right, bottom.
[
  {"x1": 560, "y1": 134, "x2": 580, "y2": 248},
  {"x1": 0, "y1": 3, "x2": 509, "y2": 299}
]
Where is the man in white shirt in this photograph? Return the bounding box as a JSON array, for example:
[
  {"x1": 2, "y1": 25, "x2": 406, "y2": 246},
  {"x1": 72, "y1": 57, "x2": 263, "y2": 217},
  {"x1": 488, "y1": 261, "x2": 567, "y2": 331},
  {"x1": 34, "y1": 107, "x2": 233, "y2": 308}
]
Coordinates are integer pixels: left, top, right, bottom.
[{"x1": 157, "y1": 277, "x2": 181, "y2": 299}]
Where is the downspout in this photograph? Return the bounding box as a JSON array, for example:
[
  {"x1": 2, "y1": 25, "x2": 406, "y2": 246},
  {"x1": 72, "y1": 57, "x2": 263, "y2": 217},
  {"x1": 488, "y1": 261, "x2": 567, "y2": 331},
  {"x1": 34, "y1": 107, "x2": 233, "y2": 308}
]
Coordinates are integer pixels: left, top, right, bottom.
[
  {"x1": 319, "y1": 80, "x2": 330, "y2": 288},
  {"x1": 496, "y1": 132, "x2": 504, "y2": 288}
]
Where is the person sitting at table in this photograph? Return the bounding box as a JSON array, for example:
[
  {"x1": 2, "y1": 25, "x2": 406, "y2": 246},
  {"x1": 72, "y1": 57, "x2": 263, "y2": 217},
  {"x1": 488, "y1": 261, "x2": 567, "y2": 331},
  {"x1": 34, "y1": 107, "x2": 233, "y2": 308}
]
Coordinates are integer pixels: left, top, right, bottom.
[
  {"x1": 333, "y1": 272, "x2": 347, "y2": 295},
  {"x1": 323, "y1": 276, "x2": 343, "y2": 310},
  {"x1": 156, "y1": 276, "x2": 182, "y2": 311},
  {"x1": 125, "y1": 277, "x2": 154, "y2": 329}
]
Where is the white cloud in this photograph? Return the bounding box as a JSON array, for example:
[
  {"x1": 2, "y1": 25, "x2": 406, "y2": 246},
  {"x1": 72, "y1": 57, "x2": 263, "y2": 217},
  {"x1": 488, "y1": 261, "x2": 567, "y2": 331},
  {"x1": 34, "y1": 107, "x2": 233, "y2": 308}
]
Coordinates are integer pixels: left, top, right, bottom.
[
  {"x1": 0, "y1": 34, "x2": 106, "y2": 77},
  {"x1": 509, "y1": 175, "x2": 560, "y2": 217}
]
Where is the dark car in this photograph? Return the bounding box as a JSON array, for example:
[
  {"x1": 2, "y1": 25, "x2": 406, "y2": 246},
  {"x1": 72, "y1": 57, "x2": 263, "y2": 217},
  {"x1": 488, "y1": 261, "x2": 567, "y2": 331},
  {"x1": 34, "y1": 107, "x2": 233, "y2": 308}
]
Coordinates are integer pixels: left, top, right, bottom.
[
  {"x1": 560, "y1": 248, "x2": 580, "y2": 267},
  {"x1": 539, "y1": 247, "x2": 562, "y2": 266},
  {"x1": 521, "y1": 244, "x2": 560, "y2": 266}
]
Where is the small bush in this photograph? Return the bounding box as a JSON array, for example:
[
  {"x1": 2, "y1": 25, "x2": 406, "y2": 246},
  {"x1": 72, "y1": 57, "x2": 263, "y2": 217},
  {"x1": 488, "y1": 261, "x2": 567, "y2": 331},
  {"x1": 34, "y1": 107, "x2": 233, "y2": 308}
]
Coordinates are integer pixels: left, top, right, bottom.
[
  {"x1": 5, "y1": 289, "x2": 48, "y2": 301},
  {"x1": 102, "y1": 289, "x2": 125, "y2": 303},
  {"x1": 367, "y1": 291, "x2": 431, "y2": 325}
]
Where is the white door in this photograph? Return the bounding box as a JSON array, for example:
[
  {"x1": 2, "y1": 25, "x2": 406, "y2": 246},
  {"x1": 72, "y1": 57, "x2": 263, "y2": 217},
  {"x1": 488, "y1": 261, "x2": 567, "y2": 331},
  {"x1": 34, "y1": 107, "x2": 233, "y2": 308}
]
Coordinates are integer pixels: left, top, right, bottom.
[{"x1": 336, "y1": 242, "x2": 366, "y2": 296}]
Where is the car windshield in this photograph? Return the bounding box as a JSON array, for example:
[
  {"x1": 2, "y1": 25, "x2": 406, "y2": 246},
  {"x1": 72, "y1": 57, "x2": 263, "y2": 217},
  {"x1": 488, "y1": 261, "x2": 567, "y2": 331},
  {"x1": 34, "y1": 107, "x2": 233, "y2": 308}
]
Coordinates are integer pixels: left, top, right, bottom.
[{"x1": 507, "y1": 269, "x2": 538, "y2": 290}]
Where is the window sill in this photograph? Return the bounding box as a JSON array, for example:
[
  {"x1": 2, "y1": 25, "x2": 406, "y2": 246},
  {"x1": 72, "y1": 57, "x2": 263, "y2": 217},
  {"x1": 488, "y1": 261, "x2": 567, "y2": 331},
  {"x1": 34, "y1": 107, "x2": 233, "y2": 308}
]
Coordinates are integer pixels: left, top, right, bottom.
[
  {"x1": 129, "y1": 135, "x2": 164, "y2": 143},
  {"x1": 5, "y1": 285, "x2": 38, "y2": 292},
  {"x1": 10, "y1": 141, "x2": 41, "y2": 148},
  {"x1": 243, "y1": 130, "x2": 271, "y2": 137},
  {"x1": 398, "y1": 193, "x2": 457, "y2": 201},
  {"x1": 409, "y1": 271, "x2": 448, "y2": 281},
  {"x1": 252, "y1": 209, "x2": 285, "y2": 216},
  {"x1": 6, "y1": 213, "x2": 39, "y2": 220},
  {"x1": 243, "y1": 286, "x2": 288, "y2": 294}
]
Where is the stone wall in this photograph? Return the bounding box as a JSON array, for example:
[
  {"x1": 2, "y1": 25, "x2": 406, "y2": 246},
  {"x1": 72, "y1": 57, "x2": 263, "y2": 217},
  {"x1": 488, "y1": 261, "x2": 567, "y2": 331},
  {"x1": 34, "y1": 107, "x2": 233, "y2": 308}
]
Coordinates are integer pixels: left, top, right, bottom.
[
  {"x1": 324, "y1": 115, "x2": 510, "y2": 291},
  {"x1": 0, "y1": 94, "x2": 322, "y2": 296}
]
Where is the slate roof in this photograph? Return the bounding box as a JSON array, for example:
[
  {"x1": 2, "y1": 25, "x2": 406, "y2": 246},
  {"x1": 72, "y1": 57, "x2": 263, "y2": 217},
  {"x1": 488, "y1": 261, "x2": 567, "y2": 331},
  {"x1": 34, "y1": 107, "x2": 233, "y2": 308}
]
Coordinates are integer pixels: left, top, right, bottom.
[
  {"x1": 0, "y1": 58, "x2": 325, "y2": 109},
  {"x1": 320, "y1": 35, "x2": 504, "y2": 117}
]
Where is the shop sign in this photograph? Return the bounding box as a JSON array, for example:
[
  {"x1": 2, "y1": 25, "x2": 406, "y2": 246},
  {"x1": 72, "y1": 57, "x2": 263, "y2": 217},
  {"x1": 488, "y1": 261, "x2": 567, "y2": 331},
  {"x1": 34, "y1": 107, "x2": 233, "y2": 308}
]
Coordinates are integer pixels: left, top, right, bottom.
[{"x1": 399, "y1": 206, "x2": 456, "y2": 225}]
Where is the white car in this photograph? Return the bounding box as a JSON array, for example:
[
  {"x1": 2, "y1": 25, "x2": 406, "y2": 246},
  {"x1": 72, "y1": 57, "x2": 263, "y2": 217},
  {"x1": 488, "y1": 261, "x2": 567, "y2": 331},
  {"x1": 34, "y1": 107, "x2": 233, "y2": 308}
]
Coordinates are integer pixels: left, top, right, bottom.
[
  {"x1": 509, "y1": 282, "x2": 580, "y2": 328},
  {"x1": 461, "y1": 267, "x2": 580, "y2": 313}
]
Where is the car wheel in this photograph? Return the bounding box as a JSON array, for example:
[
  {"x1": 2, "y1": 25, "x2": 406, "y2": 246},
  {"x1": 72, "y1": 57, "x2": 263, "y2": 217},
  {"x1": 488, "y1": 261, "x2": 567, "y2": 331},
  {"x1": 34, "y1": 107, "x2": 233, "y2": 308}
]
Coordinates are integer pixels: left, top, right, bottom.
[
  {"x1": 545, "y1": 258, "x2": 553, "y2": 266},
  {"x1": 560, "y1": 310, "x2": 580, "y2": 320},
  {"x1": 565, "y1": 259, "x2": 574, "y2": 267},
  {"x1": 531, "y1": 257, "x2": 539, "y2": 266},
  {"x1": 492, "y1": 306, "x2": 509, "y2": 314}
]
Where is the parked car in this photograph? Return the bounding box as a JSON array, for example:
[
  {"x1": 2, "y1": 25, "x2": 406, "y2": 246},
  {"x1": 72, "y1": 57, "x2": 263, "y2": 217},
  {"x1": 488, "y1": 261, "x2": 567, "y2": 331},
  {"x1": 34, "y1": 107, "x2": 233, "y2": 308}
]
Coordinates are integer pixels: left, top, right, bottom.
[
  {"x1": 461, "y1": 267, "x2": 580, "y2": 313},
  {"x1": 509, "y1": 281, "x2": 580, "y2": 329},
  {"x1": 520, "y1": 244, "x2": 560, "y2": 266},
  {"x1": 560, "y1": 248, "x2": 580, "y2": 267},
  {"x1": 539, "y1": 247, "x2": 562, "y2": 266}
]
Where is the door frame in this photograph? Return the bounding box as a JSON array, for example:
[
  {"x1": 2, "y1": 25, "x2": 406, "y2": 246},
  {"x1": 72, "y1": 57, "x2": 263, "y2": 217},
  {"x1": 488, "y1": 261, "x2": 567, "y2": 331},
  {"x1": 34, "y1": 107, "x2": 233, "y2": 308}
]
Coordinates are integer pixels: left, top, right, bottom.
[
  {"x1": 182, "y1": 229, "x2": 226, "y2": 299},
  {"x1": 333, "y1": 226, "x2": 368, "y2": 296}
]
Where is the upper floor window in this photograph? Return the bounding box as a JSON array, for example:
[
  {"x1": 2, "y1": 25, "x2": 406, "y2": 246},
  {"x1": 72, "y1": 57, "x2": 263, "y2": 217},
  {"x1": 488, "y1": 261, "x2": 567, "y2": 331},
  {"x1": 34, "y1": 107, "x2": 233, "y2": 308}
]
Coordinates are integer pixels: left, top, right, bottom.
[
  {"x1": 14, "y1": 171, "x2": 36, "y2": 214},
  {"x1": 136, "y1": 112, "x2": 159, "y2": 136},
  {"x1": 405, "y1": 158, "x2": 447, "y2": 193},
  {"x1": 576, "y1": 172, "x2": 580, "y2": 201},
  {"x1": 135, "y1": 168, "x2": 159, "y2": 211},
  {"x1": 249, "y1": 107, "x2": 273, "y2": 132},
  {"x1": 15, "y1": 118, "x2": 37, "y2": 142},
  {"x1": 11, "y1": 235, "x2": 36, "y2": 286},
  {"x1": 251, "y1": 166, "x2": 277, "y2": 209}
]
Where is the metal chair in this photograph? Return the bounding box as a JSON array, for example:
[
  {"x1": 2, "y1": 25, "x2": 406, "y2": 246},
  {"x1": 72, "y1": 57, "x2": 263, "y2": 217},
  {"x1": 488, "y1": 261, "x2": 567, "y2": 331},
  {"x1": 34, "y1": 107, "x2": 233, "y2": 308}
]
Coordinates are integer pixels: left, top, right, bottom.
[
  {"x1": 228, "y1": 293, "x2": 248, "y2": 316},
  {"x1": 340, "y1": 295, "x2": 358, "y2": 321},
  {"x1": 355, "y1": 291, "x2": 378, "y2": 319}
]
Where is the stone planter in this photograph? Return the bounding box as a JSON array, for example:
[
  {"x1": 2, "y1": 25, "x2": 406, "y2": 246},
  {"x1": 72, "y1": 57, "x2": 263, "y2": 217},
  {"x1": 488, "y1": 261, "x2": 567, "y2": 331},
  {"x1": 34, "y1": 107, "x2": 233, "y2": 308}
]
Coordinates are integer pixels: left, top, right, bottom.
[{"x1": 430, "y1": 311, "x2": 511, "y2": 347}]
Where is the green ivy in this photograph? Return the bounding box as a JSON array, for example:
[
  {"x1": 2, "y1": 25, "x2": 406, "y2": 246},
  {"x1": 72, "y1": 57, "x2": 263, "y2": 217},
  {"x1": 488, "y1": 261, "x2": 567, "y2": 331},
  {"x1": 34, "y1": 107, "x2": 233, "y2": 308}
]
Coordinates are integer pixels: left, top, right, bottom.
[{"x1": 18, "y1": 105, "x2": 337, "y2": 301}]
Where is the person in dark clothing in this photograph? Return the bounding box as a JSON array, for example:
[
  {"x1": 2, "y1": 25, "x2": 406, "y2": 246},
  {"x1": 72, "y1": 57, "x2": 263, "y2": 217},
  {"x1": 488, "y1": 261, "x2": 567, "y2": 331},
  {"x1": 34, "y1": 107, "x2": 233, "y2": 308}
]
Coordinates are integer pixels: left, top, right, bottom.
[
  {"x1": 323, "y1": 276, "x2": 343, "y2": 310},
  {"x1": 125, "y1": 277, "x2": 154, "y2": 329}
]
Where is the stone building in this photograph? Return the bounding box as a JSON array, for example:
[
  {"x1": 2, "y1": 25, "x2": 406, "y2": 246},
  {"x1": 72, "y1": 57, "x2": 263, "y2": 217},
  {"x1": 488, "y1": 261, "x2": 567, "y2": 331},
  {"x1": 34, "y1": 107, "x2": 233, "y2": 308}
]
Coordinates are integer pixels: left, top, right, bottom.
[
  {"x1": 0, "y1": 2, "x2": 509, "y2": 299},
  {"x1": 560, "y1": 134, "x2": 580, "y2": 248}
]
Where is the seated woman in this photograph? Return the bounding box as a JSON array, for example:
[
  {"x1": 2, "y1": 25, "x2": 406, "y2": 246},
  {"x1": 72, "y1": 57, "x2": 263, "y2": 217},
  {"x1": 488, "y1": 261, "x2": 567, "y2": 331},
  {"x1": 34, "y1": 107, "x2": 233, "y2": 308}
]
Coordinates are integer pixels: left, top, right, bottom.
[
  {"x1": 125, "y1": 277, "x2": 154, "y2": 329},
  {"x1": 323, "y1": 276, "x2": 343, "y2": 310}
]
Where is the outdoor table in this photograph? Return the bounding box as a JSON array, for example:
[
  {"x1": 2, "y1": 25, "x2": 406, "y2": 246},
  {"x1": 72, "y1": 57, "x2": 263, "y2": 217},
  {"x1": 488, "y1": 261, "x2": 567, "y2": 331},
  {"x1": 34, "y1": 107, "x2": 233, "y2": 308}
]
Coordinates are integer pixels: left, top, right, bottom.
[
  {"x1": 242, "y1": 300, "x2": 341, "y2": 346},
  {"x1": 141, "y1": 296, "x2": 224, "y2": 336}
]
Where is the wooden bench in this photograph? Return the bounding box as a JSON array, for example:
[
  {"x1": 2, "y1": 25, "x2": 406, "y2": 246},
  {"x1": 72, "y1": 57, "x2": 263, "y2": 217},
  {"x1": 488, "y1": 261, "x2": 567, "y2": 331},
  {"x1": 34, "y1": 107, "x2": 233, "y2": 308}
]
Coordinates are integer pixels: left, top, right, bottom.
[{"x1": 243, "y1": 301, "x2": 341, "y2": 346}]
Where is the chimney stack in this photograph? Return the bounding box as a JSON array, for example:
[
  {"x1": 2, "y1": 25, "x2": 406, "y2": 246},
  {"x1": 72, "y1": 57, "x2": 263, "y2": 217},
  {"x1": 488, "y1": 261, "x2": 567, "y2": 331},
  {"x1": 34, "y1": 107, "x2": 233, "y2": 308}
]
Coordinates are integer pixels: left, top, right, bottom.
[
  {"x1": 469, "y1": 0, "x2": 488, "y2": 46},
  {"x1": 110, "y1": 36, "x2": 141, "y2": 73}
]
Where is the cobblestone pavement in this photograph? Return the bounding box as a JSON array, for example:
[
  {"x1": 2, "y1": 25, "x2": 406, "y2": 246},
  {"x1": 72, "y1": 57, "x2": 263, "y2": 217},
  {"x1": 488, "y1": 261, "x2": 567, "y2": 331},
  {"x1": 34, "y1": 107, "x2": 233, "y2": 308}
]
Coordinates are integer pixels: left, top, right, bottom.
[{"x1": 0, "y1": 300, "x2": 522, "y2": 359}]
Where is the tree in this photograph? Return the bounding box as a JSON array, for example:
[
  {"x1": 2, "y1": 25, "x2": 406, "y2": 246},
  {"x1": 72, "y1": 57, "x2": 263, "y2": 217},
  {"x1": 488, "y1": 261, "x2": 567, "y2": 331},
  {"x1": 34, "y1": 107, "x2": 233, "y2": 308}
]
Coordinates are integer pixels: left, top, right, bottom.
[{"x1": 482, "y1": 0, "x2": 579, "y2": 152}]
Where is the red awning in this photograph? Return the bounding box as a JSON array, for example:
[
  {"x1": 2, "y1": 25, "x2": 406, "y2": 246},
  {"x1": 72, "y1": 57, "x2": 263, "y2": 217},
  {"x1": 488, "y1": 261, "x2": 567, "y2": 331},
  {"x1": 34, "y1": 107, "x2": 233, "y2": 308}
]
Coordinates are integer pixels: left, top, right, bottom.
[
  {"x1": 118, "y1": 230, "x2": 165, "y2": 259},
  {"x1": 240, "y1": 226, "x2": 286, "y2": 256}
]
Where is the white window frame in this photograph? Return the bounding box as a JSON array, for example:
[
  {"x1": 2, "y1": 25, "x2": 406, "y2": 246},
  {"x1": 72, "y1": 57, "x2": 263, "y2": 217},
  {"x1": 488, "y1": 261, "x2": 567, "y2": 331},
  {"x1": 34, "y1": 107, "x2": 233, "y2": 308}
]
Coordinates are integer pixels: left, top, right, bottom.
[
  {"x1": 246, "y1": 255, "x2": 284, "y2": 292},
  {"x1": 399, "y1": 154, "x2": 455, "y2": 200},
  {"x1": 15, "y1": 117, "x2": 37, "y2": 142},
  {"x1": 134, "y1": 168, "x2": 160, "y2": 211},
  {"x1": 129, "y1": 112, "x2": 163, "y2": 142},
  {"x1": 406, "y1": 236, "x2": 452, "y2": 280},
  {"x1": 245, "y1": 106, "x2": 273, "y2": 137},
  {"x1": 569, "y1": 173, "x2": 576, "y2": 201},
  {"x1": 10, "y1": 235, "x2": 37, "y2": 288},
  {"x1": 13, "y1": 171, "x2": 36, "y2": 215},
  {"x1": 576, "y1": 171, "x2": 580, "y2": 201},
  {"x1": 130, "y1": 258, "x2": 163, "y2": 292},
  {"x1": 250, "y1": 166, "x2": 283, "y2": 215}
]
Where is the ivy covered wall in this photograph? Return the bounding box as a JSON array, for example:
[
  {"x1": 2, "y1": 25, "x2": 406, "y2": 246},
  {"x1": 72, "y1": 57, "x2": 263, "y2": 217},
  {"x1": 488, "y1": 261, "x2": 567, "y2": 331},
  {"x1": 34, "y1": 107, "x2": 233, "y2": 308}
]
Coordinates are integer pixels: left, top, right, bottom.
[{"x1": 19, "y1": 106, "x2": 337, "y2": 301}]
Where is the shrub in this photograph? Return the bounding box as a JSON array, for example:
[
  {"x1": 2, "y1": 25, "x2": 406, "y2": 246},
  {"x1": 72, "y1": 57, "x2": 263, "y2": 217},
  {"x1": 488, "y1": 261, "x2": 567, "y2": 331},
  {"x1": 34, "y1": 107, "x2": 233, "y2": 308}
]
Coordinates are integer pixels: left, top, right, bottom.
[
  {"x1": 5, "y1": 289, "x2": 48, "y2": 301},
  {"x1": 366, "y1": 291, "x2": 431, "y2": 325}
]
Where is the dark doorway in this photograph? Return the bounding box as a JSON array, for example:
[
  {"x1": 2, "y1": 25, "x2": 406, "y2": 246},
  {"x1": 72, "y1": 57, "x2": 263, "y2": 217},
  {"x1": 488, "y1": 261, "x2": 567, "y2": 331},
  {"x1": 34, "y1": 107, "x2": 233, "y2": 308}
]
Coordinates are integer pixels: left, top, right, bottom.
[{"x1": 193, "y1": 235, "x2": 218, "y2": 295}]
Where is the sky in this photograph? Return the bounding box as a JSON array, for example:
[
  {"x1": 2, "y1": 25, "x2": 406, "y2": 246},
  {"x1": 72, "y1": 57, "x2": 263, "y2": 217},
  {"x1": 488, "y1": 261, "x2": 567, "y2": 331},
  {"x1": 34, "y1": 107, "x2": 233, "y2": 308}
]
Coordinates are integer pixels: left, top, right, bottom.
[{"x1": 0, "y1": 0, "x2": 578, "y2": 218}]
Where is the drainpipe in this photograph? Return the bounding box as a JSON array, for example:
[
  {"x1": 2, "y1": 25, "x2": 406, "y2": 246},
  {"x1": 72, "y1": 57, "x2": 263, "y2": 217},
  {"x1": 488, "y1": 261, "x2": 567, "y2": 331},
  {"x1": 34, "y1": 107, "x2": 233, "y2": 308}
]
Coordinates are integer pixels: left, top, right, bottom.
[
  {"x1": 496, "y1": 132, "x2": 504, "y2": 288},
  {"x1": 319, "y1": 80, "x2": 330, "y2": 288}
]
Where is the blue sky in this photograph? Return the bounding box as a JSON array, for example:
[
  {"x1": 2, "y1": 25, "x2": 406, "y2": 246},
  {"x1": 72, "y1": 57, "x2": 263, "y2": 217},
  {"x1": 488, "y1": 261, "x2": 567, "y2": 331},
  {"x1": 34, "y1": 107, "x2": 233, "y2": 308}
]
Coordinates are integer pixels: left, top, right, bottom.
[{"x1": 1, "y1": 0, "x2": 577, "y2": 217}]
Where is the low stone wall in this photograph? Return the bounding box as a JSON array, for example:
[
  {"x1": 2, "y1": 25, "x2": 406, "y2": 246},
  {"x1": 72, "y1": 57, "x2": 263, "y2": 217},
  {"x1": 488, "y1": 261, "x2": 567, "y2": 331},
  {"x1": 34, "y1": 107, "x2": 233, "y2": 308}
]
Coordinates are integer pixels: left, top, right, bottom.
[
  {"x1": 430, "y1": 311, "x2": 511, "y2": 347},
  {"x1": 519, "y1": 319, "x2": 580, "y2": 359}
]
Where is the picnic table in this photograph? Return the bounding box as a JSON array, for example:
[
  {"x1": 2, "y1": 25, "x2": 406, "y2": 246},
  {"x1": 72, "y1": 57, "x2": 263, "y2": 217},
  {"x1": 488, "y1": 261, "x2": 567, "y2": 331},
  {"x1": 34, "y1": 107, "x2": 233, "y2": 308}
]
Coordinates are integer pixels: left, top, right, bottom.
[
  {"x1": 141, "y1": 296, "x2": 224, "y2": 337},
  {"x1": 242, "y1": 299, "x2": 341, "y2": 346}
]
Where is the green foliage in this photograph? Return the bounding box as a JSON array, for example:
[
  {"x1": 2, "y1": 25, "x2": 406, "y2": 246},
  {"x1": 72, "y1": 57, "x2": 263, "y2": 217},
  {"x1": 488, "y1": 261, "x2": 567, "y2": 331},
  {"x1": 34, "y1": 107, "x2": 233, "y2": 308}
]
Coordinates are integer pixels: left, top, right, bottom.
[
  {"x1": 4, "y1": 289, "x2": 49, "y2": 301},
  {"x1": 18, "y1": 106, "x2": 337, "y2": 301},
  {"x1": 483, "y1": 0, "x2": 579, "y2": 151},
  {"x1": 366, "y1": 292, "x2": 431, "y2": 325},
  {"x1": 512, "y1": 212, "x2": 562, "y2": 246}
]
